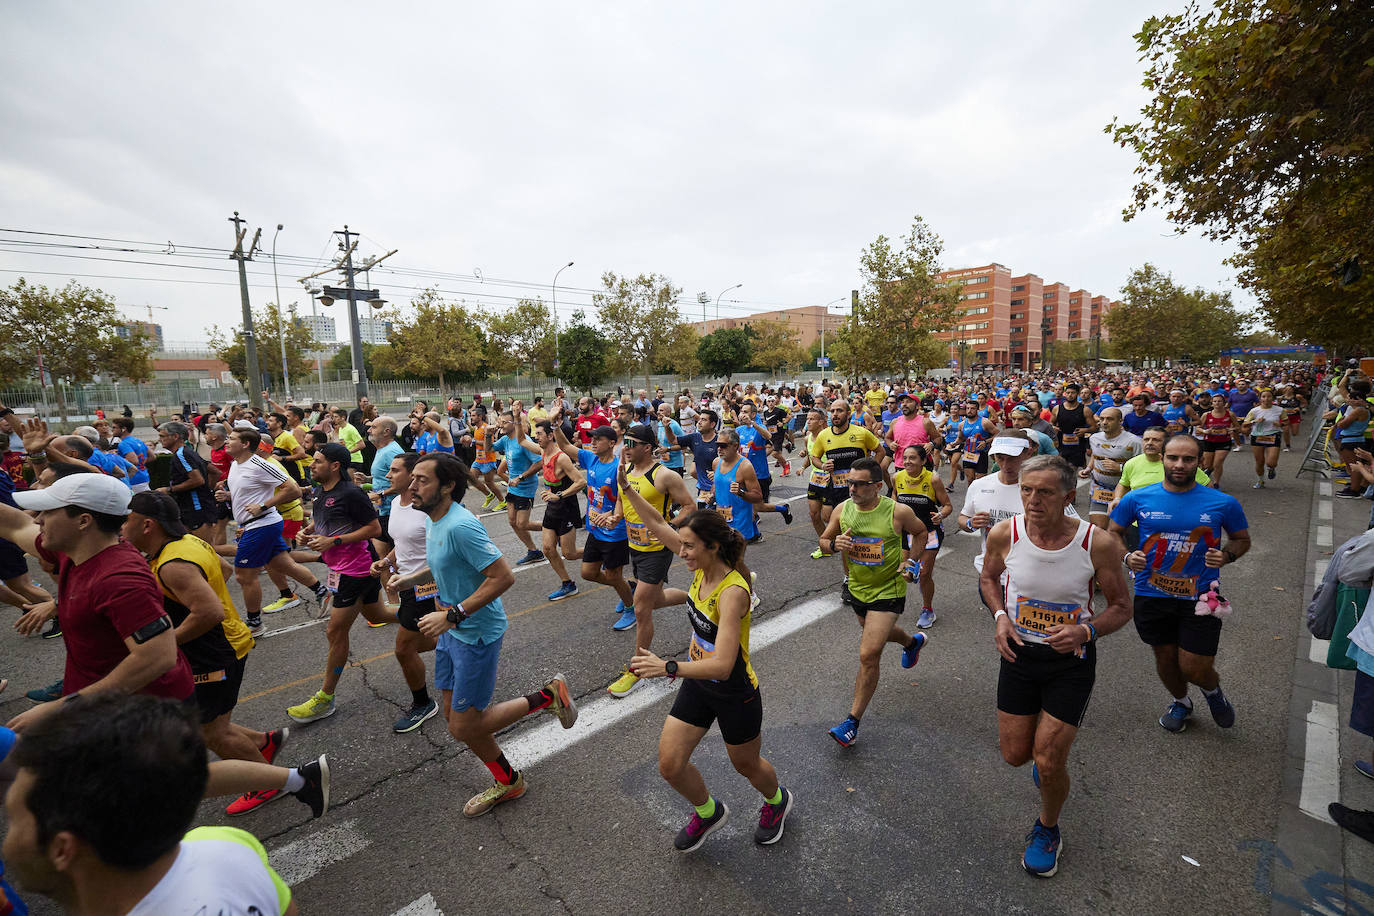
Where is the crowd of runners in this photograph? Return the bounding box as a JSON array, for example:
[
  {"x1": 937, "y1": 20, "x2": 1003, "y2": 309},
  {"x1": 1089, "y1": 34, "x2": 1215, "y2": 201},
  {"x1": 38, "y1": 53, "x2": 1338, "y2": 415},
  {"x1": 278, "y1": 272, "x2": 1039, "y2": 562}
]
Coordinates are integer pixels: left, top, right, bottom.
[{"x1": 1, "y1": 356, "x2": 1367, "y2": 913}]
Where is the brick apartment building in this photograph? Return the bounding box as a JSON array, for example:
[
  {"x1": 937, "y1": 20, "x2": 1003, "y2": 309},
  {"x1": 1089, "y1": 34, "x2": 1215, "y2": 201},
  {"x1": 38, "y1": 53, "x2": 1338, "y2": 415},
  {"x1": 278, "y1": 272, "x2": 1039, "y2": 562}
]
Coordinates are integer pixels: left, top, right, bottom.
[{"x1": 934, "y1": 263, "x2": 1117, "y2": 371}]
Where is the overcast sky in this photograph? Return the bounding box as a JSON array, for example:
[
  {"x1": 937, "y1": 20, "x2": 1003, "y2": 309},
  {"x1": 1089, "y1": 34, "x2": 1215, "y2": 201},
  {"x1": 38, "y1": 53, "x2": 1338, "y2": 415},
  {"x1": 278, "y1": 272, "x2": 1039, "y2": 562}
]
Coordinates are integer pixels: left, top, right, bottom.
[{"x1": 1, "y1": 1, "x2": 1252, "y2": 348}]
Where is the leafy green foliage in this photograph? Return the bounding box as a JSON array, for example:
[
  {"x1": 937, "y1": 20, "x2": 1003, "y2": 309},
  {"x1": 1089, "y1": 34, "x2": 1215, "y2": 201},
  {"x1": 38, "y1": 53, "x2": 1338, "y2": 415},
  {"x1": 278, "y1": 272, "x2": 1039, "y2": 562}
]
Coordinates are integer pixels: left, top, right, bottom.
[
  {"x1": 209, "y1": 301, "x2": 321, "y2": 389},
  {"x1": 1105, "y1": 264, "x2": 1246, "y2": 362},
  {"x1": 698, "y1": 328, "x2": 753, "y2": 380},
  {"x1": 559, "y1": 311, "x2": 611, "y2": 394}
]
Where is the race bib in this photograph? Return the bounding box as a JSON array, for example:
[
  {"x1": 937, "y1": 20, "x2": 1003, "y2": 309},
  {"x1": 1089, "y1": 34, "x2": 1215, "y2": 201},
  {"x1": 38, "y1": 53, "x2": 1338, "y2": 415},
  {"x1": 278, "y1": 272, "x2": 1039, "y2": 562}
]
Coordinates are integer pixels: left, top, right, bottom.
[
  {"x1": 716, "y1": 504, "x2": 733, "y2": 523},
  {"x1": 192, "y1": 669, "x2": 228, "y2": 685},
  {"x1": 1167, "y1": 422, "x2": 1183, "y2": 433},
  {"x1": 1090, "y1": 484, "x2": 1115, "y2": 505},
  {"x1": 326, "y1": 569, "x2": 340, "y2": 593},
  {"x1": 1148, "y1": 571, "x2": 1198, "y2": 598},
  {"x1": 414, "y1": 581, "x2": 439, "y2": 601},
  {"x1": 848, "y1": 535, "x2": 884, "y2": 566},
  {"x1": 1061, "y1": 434, "x2": 1079, "y2": 445},
  {"x1": 627, "y1": 521, "x2": 658, "y2": 548},
  {"x1": 831, "y1": 469, "x2": 850, "y2": 487},
  {"x1": 810, "y1": 467, "x2": 831, "y2": 487},
  {"x1": 925, "y1": 530, "x2": 941, "y2": 550},
  {"x1": 1253, "y1": 434, "x2": 1277, "y2": 446},
  {"x1": 689, "y1": 632, "x2": 715, "y2": 663},
  {"x1": 1015, "y1": 597, "x2": 1087, "y2": 653},
  {"x1": 962, "y1": 443, "x2": 980, "y2": 463}
]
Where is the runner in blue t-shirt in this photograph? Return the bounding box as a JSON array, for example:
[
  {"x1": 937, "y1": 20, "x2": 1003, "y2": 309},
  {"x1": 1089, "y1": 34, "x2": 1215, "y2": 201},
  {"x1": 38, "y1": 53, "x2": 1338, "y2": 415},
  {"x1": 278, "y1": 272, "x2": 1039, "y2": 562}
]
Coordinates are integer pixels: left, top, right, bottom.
[
  {"x1": 112, "y1": 416, "x2": 151, "y2": 491},
  {"x1": 399, "y1": 452, "x2": 577, "y2": 819},
  {"x1": 672, "y1": 409, "x2": 723, "y2": 507},
  {"x1": 1109, "y1": 433, "x2": 1251, "y2": 735},
  {"x1": 492, "y1": 410, "x2": 545, "y2": 567},
  {"x1": 710, "y1": 432, "x2": 761, "y2": 542},
  {"x1": 734, "y1": 402, "x2": 792, "y2": 528},
  {"x1": 553, "y1": 423, "x2": 636, "y2": 620}
]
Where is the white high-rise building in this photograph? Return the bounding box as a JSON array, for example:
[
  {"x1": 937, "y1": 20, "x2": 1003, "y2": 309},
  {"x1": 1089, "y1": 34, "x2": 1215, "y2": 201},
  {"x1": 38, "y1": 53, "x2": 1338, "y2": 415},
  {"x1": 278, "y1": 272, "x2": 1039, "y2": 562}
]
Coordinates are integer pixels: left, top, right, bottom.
[{"x1": 298, "y1": 314, "x2": 337, "y2": 343}]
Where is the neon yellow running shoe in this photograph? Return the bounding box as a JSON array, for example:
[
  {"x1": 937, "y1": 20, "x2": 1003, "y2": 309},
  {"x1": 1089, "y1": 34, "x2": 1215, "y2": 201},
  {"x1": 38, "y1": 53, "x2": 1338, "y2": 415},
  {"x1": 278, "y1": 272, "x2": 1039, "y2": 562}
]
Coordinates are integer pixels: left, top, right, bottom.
[
  {"x1": 607, "y1": 669, "x2": 643, "y2": 698},
  {"x1": 463, "y1": 772, "x2": 526, "y2": 817},
  {"x1": 481, "y1": 493, "x2": 495, "y2": 510},
  {"x1": 810, "y1": 548, "x2": 832, "y2": 559},
  {"x1": 287, "y1": 691, "x2": 336, "y2": 724}
]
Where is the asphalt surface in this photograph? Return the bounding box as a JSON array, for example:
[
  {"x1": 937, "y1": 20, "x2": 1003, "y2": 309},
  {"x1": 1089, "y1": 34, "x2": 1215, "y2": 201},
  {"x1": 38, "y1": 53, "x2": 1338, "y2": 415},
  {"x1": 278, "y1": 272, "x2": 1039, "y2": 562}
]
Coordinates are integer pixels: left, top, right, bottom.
[{"x1": 3, "y1": 441, "x2": 1371, "y2": 915}]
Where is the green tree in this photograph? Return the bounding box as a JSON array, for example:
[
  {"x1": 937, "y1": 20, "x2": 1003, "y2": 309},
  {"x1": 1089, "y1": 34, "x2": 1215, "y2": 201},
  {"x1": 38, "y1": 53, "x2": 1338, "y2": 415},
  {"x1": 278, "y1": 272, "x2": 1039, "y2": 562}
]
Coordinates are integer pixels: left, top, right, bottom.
[
  {"x1": 745, "y1": 320, "x2": 808, "y2": 374},
  {"x1": 324, "y1": 342, "x2": 407, "y2": 381},
  {"x1": 208, "y1": 302, "x2": 321, "y2": 392},
  {"x1": 0, "y1": 279, "x2": 157, "y2": 421},
  {"x1": 1105, "y1": 264, "x2": 1246, "y2": 363},
  {"x1": 485, "y1": 298, "x2": 557, "y2": 377},
  {"x1": 558, "y1": 311, "x2": 610, "y2": 394},
  {"x1": 845, "y1": 215, "x2": 960, "y2": 379},
  {"x1": 698, "y1": 328, "x2": 753, "y2": 381},
  {"x1": 386, "y1": 288, "x2": 488, "y2": 390},
  {"x1": 594, "y1": 272, "x2": 688, "y2": 392},
  {"x1": 1108, "y1": 0, "x2": 1373, "y2": 351},
  {"x1": 656, "y1": 323, "x2": 700, "y2": 379}
]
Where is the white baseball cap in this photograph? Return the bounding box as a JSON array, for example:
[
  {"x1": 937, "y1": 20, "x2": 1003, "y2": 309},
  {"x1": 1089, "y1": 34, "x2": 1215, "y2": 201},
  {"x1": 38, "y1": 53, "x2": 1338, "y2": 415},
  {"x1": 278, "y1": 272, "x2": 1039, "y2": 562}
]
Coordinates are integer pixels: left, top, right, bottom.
[
  {"x1": 989, "y1": 436, "x2": 1032, "y2": 457},
  {"x1": 232, "y1": 420, "x2": 258, "y2": 431},
  {"x1": 14, "y1": 472, "x2": 132, "y2": 516}
]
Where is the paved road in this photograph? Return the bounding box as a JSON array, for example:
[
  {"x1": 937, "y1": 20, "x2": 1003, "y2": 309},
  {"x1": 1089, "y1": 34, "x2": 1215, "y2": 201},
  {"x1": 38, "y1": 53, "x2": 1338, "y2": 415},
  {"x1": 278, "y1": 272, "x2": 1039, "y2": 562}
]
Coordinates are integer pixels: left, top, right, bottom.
[{"x1": 4, "y1": 444, "x2": 1372, "y2": 915}]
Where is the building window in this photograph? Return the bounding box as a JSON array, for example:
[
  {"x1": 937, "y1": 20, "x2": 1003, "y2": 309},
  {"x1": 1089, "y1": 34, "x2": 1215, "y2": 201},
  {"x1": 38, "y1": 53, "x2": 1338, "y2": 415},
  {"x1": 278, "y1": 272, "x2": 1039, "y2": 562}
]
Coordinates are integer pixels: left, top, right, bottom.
[
  {"x1": 1011, "y1": 284, "x2": 1026, "y2": 292},
  {"x1": 962, "y1": 306, "x2": 989, "y2": 315},
  {"x1": 964, "y1": 337, "x2": 989, "y2": 345},
  {"x1": 960, "y1": 291, "x2": 989, "y2": 300},
  {"x1": 1011, "y1": 298, "x2": 1025, "y2": 306},
  {"x1": 1043, "y1": 293, "x2": 1056, "y2": 299},
  {"x1": 1069, "y1": 297, "x2": 1080, "y2": 305},
  {"x1": 1010, "y1": 327, "x2": 1025, "y2": 335},
  {"x1": 957, "y1": 275, "x2": 989, "y2": 285},
  {"x1": 1010, "y1": 312, "x2": 1025, "y2": 320}
]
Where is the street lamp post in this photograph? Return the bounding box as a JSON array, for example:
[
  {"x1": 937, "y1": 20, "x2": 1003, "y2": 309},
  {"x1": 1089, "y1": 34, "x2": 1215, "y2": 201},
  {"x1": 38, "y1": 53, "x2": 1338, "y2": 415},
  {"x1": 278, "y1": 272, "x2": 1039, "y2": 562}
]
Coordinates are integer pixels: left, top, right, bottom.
[
  {"x1": 1041, "y1": 318, "x2": 1052, "y2": 372},
  {"x1": 271, "y1": 224, "x2": 291, "y2": 403},
  {"x1": 715, "y1": 283, "x2": 742, "y2": 324},
  {"x1": 552, "y1": 261, "x2": 573, "y2": 388}
]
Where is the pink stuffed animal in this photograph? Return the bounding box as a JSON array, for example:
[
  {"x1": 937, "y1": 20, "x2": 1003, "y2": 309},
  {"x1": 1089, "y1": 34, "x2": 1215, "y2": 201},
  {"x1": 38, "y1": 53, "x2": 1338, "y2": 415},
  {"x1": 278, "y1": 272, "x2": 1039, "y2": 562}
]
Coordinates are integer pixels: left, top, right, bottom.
[{"x1": 1194, "y1": 581, "x2": 1232, "y2": 619}]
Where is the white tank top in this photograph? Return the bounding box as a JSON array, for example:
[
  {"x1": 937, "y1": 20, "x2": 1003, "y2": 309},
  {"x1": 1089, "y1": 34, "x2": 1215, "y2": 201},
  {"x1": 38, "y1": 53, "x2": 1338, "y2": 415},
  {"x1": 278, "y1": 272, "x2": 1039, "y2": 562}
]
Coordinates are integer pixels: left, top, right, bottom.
[{"x1": 1003, "y1": 516, "x2": 1096, "y2": 648}]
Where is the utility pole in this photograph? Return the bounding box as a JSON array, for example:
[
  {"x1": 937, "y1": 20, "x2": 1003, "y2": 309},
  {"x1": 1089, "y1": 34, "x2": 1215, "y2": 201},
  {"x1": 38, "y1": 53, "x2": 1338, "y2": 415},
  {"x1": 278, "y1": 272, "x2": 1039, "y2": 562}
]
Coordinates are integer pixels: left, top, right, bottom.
[
  {"x1": 336, "y1": 226, "x2": 368, "y2": 402},
  {"x1": 229, "y1": 212, "x2": 264, "y2": 410}
]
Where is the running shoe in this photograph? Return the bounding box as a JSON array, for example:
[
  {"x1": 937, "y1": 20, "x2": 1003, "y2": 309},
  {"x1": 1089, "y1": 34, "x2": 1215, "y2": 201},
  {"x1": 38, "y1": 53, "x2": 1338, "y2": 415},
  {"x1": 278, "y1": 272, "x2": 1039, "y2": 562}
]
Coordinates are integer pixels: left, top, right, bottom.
[
  {"x1": 1022, "y1": 822, "x2": 1062, "y2": 877},
  {"x1": 746, "y1": 533, "x2": 763, "y2": 544},
  {"x1": 294, "y1": 755, "x2": 331, "y2": 818},
  {"x1": 901, "y1": 632, "x2": 927, "y2": 669},
  {"x1": 779, "y1": 504, "x2": 793, "y2": 525},
  {"x1": 755, "y1": 788, "x2": 793, "y2": 845},
  {"x1": 613, "y1": 597, "x2": 626, "y2": 616},
  {"x1": 225, "y1": 789, "x2": 281, "y2": 816},
  {"x1": 481, "y1": 493, "x2": 495, "y2": 510},
  {"x1": 674, "y1": 801, "x2": 730, "y2": 852},
  {"x1": 811, "y1": 548, "x2": 831, "y2": 559},
  {"x1": 26, "y1": 679, "x2": 62, "y2": 703},
  {"x1": 612, "y1": 608, "x2": 637, "y2": 631},
  {"x1": 750, "y1": 571, "x2": 760, "y2": 611},
  {"x1": 1159, "y1": 699, "x2": 1192, "y2": 733},
  {"x1": 495, "y1": 500, "x2": 507, "y2": 512},
  {"x1": 261, "y1": 727, "x2": 290, "y2": 764},
  {"x1": 287, "y1": 691, "x2": 336, "y2": 724},
  {"x1": 1329, "y1": 803, "x2": 1374, "y2": 844},
  {"x1": 607, "y1": 669, "x2": 643, "y2": 698},
  {"x1": 40, "y1": 618, "x2": 62, "y2": 639},
  {"x1": 1355, "y1": 759, "x2": 1374, "y2": 780},
  {"x1": 1267, "y1": 466, "x2": 1276, "y2": 480},
  {"x1": 1252, "y1": 480, "x2": 1264, "y2": 489},
  {"x1": 547, "y1": 582, "x2": 578, "y2": 602},
  {"x1": 916, "y1": 608, "x2": 937, "y2": 629},
  {"x1": 782, "y1": 461, "x2": 791, "y2": 475},
  {"x1": 516, "y1": 548, "x2": 545, "y2": 566},
  {"x1": 263, "y1": 594, "x2": 301, "y2": 614},
  {"x1": 840, "y1": 581, "x2": 853, "y2": 606},
  {"x1": 1283, "y1": 446, "x2": 1292, "y2": 452},
  {"x1": 1337, "y1": 488, "x2": 1364, "y2": 499},
  {"x1": 464, "y1": 772, "x2": 526, "y2": 818},
  {"x1": 248, "y1": 618, "x2": 266, "y2": 637},
  {"x1": 544, "y1": 673, "x2": 578, "y2": 728},
  {"x1": 828, "y1": 715, "x2": 859, "y2": 747},
  {"x1": 1203, "y1": 688, "x2": 1235, "y2": 728},
  {"x1": 393, "y1": 698, "x2": 439, "y2": 734},
  {"x1": 367, "y1": 619, "x2": 390, "y2": 628}
]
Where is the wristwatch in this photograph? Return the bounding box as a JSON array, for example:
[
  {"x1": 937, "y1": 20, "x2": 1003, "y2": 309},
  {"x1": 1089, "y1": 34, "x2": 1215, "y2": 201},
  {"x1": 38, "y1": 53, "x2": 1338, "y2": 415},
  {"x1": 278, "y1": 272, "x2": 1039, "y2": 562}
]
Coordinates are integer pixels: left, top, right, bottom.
[
  {"x1": 445, "y1": 603, "x2": 467, "y2": 626},
  {"x1": 665, "y1": 660, "x2": 679, "y2": 679},
  {"x1": 333, "y1": 536, "x2": 343, "y2": 547}
]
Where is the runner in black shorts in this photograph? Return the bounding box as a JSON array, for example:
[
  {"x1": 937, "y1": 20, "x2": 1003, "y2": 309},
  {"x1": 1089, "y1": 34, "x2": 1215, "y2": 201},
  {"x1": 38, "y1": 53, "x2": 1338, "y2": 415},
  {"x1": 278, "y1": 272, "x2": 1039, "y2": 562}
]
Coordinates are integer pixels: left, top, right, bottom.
[
  {"x1": 980, "y1": 455, "x2": 1130, "y2": 878},
  {"x1": 534, "y1": 420, "x2": 586, "y2": 603}
]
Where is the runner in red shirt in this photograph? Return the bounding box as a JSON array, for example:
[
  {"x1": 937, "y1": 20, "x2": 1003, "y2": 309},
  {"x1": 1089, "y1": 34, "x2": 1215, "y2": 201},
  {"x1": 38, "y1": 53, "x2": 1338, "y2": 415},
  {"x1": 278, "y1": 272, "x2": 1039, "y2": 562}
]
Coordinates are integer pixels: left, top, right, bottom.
[{"x1": 574, "y1": 397, "x2": 610, "y2": 445}]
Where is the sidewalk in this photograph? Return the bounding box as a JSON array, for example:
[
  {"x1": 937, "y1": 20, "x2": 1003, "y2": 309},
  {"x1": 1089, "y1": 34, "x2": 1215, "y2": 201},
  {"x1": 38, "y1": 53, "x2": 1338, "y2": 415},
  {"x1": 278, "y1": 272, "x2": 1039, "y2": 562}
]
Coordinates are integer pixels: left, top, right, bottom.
[{"x1": 1274, "y1": 472, "x2": 1374, "y2": 913}]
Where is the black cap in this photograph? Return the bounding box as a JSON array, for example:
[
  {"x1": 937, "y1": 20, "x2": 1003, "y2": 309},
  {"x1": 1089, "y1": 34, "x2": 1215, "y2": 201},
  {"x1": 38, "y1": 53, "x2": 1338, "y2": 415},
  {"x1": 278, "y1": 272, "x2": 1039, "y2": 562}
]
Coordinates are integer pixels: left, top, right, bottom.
[
  {"x1": 624, "y1": 423, "x2": 658, "y2": 447},
  {"x1": 318, "y1": 442, "x2": 351, "y2": 467},
  {"x1": 590, "y1": 425, "x2": 618, "y2": 441},
  {"x1": 128, "y1": 490, "x2": 188, "y2": 538}
]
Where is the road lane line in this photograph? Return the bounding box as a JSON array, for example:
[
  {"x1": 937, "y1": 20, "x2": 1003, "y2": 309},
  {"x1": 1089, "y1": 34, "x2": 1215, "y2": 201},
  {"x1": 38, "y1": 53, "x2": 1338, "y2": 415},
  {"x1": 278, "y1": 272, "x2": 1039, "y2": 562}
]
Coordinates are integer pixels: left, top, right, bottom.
[
  {"x1": 503, "y1": 596, "x2": 842, "y2": 768},
  {"x1": 1317, "y1": 525, "x2": 1332, "y2": 547},
  {"x1": 1309, "y1": 558, "x2": 1331, "y2": 664},
  {"x1": 1318, "y1": 500, "x2": 1332, "y2": 521},
  {"x1": 389, "y1": 894, "x2": 445, "y2": 916},
  {"x1": 1298, "y1": 700, "x2": 1339, "y2": 825},
  {"x1": 260, "y1": 618, "x2": 328, "y2": 639},
  {"x1": 269, "y1": 818, "x2": 370, "y2": 885},
  {"x1": 1319, "y1": 481, "x2": 1332, "y2": 498}
]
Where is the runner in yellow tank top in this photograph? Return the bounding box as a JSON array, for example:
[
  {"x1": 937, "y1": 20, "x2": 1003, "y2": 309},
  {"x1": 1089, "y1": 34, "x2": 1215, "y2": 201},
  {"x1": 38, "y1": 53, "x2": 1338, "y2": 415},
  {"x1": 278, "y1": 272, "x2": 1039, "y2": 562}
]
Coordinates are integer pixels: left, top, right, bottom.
[
  {"x1": 891, "y1": 444, "x2": 953, "y2": 629},
  {"x1": 624, "y1": 486, "x2": 794, "y2": 851},
  {"x1": 607, "y1": 423, "x2": 696, "y2": 699}
]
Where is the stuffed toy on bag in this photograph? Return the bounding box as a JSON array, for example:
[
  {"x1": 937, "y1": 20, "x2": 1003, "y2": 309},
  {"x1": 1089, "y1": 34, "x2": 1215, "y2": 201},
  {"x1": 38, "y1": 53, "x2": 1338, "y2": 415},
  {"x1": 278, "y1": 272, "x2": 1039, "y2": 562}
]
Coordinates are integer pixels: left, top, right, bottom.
[{"x1": 1194, "y1": 581, "x2": 1232, "y2": 619}]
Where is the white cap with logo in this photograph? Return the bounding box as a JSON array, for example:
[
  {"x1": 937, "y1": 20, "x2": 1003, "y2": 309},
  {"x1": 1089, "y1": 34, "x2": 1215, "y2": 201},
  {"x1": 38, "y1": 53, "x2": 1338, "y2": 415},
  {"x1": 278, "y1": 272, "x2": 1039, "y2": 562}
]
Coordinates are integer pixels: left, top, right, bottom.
[{"x1": 13, "y1": 472, "x2": 132, "y2": 516}]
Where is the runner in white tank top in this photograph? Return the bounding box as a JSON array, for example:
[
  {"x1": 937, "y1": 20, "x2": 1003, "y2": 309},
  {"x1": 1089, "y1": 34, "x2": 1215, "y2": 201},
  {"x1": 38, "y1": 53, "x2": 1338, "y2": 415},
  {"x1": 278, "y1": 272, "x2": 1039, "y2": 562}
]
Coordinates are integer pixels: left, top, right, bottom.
[{"x1": 979, "y1": 455, "x2": 1131, "y2": 880}]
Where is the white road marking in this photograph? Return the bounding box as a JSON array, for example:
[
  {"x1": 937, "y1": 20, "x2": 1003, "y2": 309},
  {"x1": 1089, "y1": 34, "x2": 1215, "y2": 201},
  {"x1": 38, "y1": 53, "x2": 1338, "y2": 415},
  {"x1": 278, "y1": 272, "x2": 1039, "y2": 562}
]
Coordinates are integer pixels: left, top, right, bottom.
[
  {"x1": 1317, "y1": 525, "x2": 1332, "y2": 548},
  {"x1": 1319, "y1": 481, "x2": 1333, "y2": 498},
  {"x1": 389, "y1": 893, "x2": 445, "y2": 916},
  {"x1": 1298, "y1": 700, "x2": 1339, "y2": 825},
  {"x1": 503, "y1": 596, "x2": 843, "y2": 768},
  {"x1": 269, "y1": 818, "x2": 370, "y2": 885},
  {"x1": 259, "y1": 618, "x2": 328, "y2": 639},
  {"x1": 1318, "y1": 500, "x2": 1332, "y2": 521},
  {"x1": 1309, "y1": 558, "x2": 1331, "y2": 664}
]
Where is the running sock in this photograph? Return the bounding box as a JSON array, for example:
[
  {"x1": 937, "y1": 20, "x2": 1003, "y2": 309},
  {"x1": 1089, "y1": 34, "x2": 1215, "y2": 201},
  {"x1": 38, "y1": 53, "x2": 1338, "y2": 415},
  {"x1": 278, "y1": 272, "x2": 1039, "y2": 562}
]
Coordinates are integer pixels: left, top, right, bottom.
[
  {"x1": 695, "y1": 797, "x2": 718, "y2": 819},
  {"x1": 1202, "y1": 685, "x2": 1223, "y2": 698},
  {"x1": 279, "y1": 588, "x2": 294, "y2": 599},
  {"x1": 1036, "y1": 818, "x2": 1060, "y2": 836},
  {"x1": 764, "y1": 787, "x2": 783, "y2": 806},
  {"x1": 412, "y1": 687, "x2": 431, "y2": 708},
  {"x1": 486, "y1": 754, "x2": 516, "y2": 785},
  {"x1": 284, "y1": 769, "x2": 306, "y2": 793},
  {"x1": 906, "y1": 635, "x2": 921, "y2": 651},
  {"x1": 312, "y1": 582, "x2": 328, "y2": 600},
  {"x1": 563, "y1": 579, "x2": 574, "y2": 588},
  {"x1": 1175, "y1": 695, "x2": 1194, "y2": 709},
  {"x1": 524, "y1": 687, "x2": 555, "y2": 713}
]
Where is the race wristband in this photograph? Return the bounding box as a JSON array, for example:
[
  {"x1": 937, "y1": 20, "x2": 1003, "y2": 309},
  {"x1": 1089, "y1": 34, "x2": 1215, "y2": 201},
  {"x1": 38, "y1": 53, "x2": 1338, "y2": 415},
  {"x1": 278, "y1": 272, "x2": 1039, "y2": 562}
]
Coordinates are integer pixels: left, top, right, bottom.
[{"x1": 994, "y1": 609, "x2": 1008, "y2": 621}]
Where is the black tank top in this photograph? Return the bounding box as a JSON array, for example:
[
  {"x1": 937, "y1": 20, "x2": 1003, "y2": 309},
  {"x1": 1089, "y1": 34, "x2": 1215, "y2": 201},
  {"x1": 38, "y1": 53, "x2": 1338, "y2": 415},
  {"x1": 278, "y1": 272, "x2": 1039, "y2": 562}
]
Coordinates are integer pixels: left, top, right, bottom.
[{"x1": 1056, "y1": 404, "x2": 1086, "y2": 440}]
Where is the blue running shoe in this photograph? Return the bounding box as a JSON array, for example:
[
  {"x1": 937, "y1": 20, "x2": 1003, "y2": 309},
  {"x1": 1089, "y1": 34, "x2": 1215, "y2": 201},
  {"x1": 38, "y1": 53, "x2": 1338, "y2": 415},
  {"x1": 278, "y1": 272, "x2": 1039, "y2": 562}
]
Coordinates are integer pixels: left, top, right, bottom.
[
  {"x1": 1032, "y1": 762, "x2": 1039, "y2": 788},
  {"x1": 829, "y1": 715, "x2": 859, "y2": 747},
  {"x1": 901, "y1": 632, "x2": 927, "y2": 669},
  {"x1": 916, "y1": 608, "x2": 937, "y2": 629},
  {"x1": 516, "y1": 549, "x2": 544, "y2": 566},
  {"x1": 612, "y1": 607, "x2": 637, "y2": 631},
  {"x1": 1159, "y1": 699, "x2": 1192, "y2": 733},
  {"x1": 614, "y1": 598, "x2": 626, "y2": 616},
  {"x1": 547, "y1": 582, "x2": 578, "y2": 602},
  {"x1": 1203, "y1": 688, "x2": 1235, "y2": 728},
  {"x1": 1022, "y1": 821, "x2": 1062, "y2": 877}
]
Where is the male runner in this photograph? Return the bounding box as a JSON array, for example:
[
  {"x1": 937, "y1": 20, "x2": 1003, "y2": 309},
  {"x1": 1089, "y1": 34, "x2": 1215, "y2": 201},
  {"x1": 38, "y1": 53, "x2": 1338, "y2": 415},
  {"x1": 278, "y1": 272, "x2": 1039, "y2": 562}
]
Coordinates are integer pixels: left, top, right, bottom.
[
  {"x1": 397, "y1": 453, "x2": 577, "y2": 816},
  {"x1": 1109, "y1": 434, "x2": 1250, "y2": 733},
  {"x1": 533, "y1": 420, "x2": 586, "y2": 602},
  {"x1": 493, "y1": 410, "x2": 545, "y2": 566},
  {"x1": 981, "y1": 455, "x2": 1130, "y2": 877},
  {"x1": 110, "y1": 417, "x2": 151, "y2": 493},
  {"x1": 607, "y1": 424, "x2": 695, "y2": 698},
  {"x1": 673, "y1": 408, "x2": 722, "y2": 509},
  {"x1": 1083, "y1": 408, "x2": 1142, "y2": 529},
  {"x1": 807, "y1": 400, "x2": 883, "y2": 569},
  {"x1": 734, "y1": 402, "x2": 793, "y2": 530},
  {"x1": 157, "y1": 421, "x2": 217, "y2": 541},
  {"x1": 955, "y1": 400, "x2": 999, "y2": 485},
  {"x1": 468, "y1": 406, "x2": 508, "y2": 510},
  {"x1": 287, "y1": 443, "x2": 391, "y2": 724},
  {"x1": 367, "y1": 416, "x2": 406, "y2": 549},
  {"x1": 1050, "y1": 384, "x2": 1096, "y2": 470},
  {"x1": 885, "y1": 392, "x2": 939, "y2": 463},
  {"x1": 552, "y1": 423, "x2": 637, "y2": 627},
  {"x1": 709, "y1": 428, "x2": 765, "y2": 543},
  {"x1": 818, "y1": 457, "x2": 928, "y2": 746},
  {"x1": 1121, "y1": 393, "x2": 1166, "y2": 438}
]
